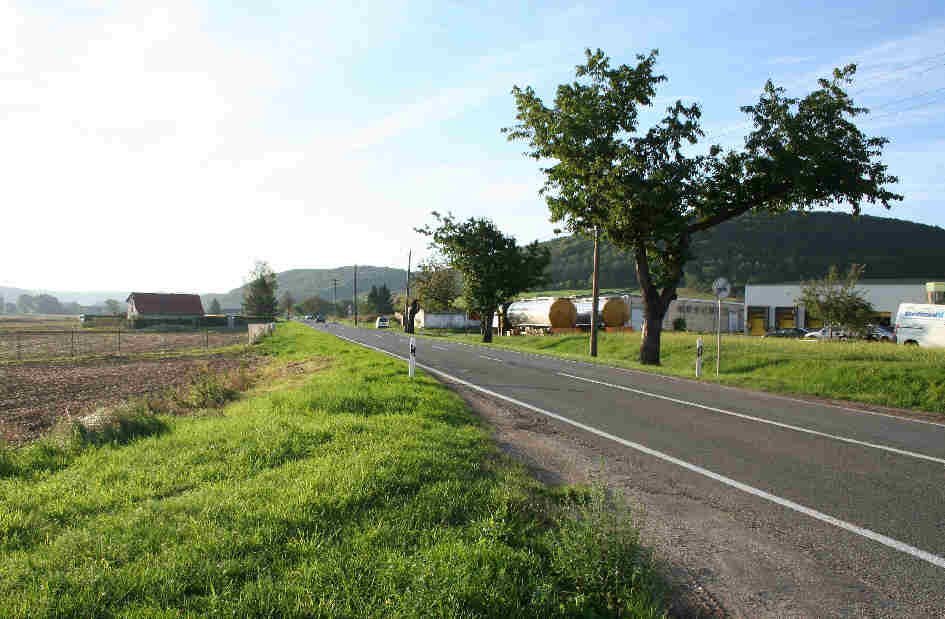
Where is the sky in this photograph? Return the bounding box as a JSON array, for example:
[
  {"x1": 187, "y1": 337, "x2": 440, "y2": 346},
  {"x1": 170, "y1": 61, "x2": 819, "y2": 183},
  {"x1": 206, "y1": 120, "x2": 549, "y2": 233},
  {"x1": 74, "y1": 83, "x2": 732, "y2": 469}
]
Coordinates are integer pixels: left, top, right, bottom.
[{"x1": 2, "y1": 0, "x2": 944, "y2": 295}]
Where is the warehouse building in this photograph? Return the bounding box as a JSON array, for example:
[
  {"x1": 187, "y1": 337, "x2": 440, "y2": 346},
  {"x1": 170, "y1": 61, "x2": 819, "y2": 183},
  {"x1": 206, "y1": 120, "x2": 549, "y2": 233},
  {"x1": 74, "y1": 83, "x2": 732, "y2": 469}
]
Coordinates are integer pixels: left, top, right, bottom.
[{"x1": 743, "y1": 279, "x2": 944, "y2": 335}]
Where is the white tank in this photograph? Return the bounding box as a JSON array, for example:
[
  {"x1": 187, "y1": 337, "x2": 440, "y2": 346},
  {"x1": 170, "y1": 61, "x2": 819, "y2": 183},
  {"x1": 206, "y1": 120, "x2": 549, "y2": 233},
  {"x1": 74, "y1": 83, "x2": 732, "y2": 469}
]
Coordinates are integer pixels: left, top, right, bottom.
[{"x1": 505, "y1": 298, "x2": 577, "y2": 328}]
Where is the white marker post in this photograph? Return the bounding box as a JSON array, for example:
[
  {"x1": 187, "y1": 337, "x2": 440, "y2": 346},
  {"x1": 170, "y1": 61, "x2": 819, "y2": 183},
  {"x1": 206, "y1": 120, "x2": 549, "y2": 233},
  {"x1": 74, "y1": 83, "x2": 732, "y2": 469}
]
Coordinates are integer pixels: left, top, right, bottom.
[
  {"x1": 408, "y1": 336, "x2": 416, "y2": 378},
  {"x1": 696, "y1": 337, "x2": 703, "y2": 378},
  {"x1": 711, "y1": 278, "x2": 731, "y2": 377}
]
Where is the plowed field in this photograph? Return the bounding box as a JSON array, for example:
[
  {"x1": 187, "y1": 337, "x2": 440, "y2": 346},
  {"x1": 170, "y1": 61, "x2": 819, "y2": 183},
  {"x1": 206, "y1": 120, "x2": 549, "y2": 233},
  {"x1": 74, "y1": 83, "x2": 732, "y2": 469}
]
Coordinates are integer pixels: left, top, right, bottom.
[{"x1": 0, "y1": 353, "x2": 258, "y2": 444}]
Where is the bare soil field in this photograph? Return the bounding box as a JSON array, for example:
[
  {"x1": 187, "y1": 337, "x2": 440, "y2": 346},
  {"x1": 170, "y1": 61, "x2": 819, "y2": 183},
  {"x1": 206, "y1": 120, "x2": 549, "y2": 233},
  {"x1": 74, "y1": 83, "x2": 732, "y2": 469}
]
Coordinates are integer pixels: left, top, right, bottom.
[
  {"x1": 0, "y1": 330, "x2": 247, "y2": 362},
  {"x1": 0, "y1": 352, "x2": 260, "y2": 444}
]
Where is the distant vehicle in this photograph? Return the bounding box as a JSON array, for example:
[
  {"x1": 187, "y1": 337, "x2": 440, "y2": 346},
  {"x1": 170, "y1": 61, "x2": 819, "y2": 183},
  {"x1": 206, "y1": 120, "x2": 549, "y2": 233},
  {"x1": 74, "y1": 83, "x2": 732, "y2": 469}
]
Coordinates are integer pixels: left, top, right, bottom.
[
  {"x1": 375, "y1": 316, "x2": 389, "y2": 329},
  {"x1": 895, "y1": 303, "x2": 945, "y2": 348},
  {"x1": 315, "y1": 313, "x2": 326, "y2": 323},
  {"x1": 762, "y1": 327, "x2": 809, "y2": 338}
]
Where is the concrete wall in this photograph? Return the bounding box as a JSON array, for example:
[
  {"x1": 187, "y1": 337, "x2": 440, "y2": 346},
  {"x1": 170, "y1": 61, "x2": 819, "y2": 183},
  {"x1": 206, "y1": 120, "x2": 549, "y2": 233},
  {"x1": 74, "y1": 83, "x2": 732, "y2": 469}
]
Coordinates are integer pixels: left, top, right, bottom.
[
  {"x1": 416, "y1": 311, "x2": 479, "y2": 329},
  {"x1": 621, "y1": 294, "x2": 743, "y2": 333}
]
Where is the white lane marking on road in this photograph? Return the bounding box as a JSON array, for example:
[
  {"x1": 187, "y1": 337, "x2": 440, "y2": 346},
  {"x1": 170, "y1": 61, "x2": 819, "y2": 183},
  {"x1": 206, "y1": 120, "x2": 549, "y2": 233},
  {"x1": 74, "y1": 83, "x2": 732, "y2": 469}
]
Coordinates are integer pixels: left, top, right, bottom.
[
  {"x1": 328, "y1": 330, "x2": 945, "y2": 571},
  {"x1": 480, "y1": 355, "x2": 504, "y2": 362},
  {"x1": 432, "y1": 346, "x2": 449, "y2": 351},
  {"x1": 558, "y1": 372, "x2": 945, "y2": 466}
]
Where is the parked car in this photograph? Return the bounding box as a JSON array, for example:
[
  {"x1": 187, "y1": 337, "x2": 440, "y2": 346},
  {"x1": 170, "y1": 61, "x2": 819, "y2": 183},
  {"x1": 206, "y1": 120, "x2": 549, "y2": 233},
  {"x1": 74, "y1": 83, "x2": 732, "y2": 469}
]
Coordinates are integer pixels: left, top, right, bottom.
[
  {"x1": 762, "y1": 327, "x2": 809, "y2": 338},
  {"x1": 803, "y1": 327, "x2": 851, "y2": 340},
  {"x1": 315, "y1": 313, "x2": 326, "y2": 323},
  {"x1": 375, "y1": 316, "x2": 390, "y2": 328},
  {"x1": 866, "y1": 324, "x2": 894, "y2": 342}
]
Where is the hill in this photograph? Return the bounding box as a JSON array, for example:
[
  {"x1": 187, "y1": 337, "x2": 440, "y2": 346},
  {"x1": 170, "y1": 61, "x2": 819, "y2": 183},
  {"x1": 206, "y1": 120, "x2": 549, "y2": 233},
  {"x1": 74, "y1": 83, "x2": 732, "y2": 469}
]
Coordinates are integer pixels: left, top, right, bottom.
[
  {"x1": 202, "y1": 266, "x2": 407, "y2": 310},
  {"x1": 539, "y1": 212, "x2": 945, "y2": 295}
]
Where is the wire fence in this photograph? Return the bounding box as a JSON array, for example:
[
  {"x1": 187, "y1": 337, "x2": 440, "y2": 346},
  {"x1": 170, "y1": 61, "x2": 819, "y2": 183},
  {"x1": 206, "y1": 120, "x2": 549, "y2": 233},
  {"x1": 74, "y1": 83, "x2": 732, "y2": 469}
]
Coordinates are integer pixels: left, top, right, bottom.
[{"x1": 0, "y1": 329, "x2": 248, "y2": 362}]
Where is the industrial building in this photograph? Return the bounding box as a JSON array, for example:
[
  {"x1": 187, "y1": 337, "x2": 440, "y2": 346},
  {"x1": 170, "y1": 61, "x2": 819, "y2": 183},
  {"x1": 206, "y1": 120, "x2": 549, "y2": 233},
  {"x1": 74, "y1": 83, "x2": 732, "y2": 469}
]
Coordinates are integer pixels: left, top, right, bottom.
[{"x1": 743, "y1": 279, "x2": 945, "y2": 335}]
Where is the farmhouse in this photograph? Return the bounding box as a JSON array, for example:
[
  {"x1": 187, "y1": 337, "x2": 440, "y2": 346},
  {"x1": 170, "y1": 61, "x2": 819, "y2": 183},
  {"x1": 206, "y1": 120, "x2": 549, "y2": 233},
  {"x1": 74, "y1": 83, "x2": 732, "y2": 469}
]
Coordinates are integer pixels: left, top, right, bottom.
[{"x1": 125, "y1": 292, "x2": 204, "y2": 327}]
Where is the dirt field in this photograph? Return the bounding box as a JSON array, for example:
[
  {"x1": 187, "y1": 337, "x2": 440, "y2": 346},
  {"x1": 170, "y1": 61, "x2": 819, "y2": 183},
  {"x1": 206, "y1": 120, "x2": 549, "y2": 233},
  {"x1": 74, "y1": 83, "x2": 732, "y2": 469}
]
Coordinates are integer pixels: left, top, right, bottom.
[
  {"x1": 0, "y1": 330, "x2": 247, "y2": 362},
  {"x1": 0, "y1": 352, "x2": 259, "y2": 444}
]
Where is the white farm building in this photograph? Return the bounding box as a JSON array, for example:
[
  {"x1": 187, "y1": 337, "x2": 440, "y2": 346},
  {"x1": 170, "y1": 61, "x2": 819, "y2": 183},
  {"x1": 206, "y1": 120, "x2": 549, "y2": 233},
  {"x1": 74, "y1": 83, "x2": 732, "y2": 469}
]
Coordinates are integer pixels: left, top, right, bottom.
[{"x1": 743, "y1": 279, "x2": 945, "y2": 335}]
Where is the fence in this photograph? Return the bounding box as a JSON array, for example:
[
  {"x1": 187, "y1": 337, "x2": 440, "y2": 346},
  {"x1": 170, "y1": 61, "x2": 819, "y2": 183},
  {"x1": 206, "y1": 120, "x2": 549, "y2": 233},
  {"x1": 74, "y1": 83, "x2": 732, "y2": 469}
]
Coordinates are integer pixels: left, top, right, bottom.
[{"x1": 0, "y1": 329, "x2": 248, "y2": 362}]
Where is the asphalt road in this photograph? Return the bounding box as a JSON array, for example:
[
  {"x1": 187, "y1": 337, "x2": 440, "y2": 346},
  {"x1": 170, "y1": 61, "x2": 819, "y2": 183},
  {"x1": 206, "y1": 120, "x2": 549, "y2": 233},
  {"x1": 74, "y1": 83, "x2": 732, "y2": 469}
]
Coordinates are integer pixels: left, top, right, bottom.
[{"x1": 303, "y1": 320, "x2": 945, "y2": 614}]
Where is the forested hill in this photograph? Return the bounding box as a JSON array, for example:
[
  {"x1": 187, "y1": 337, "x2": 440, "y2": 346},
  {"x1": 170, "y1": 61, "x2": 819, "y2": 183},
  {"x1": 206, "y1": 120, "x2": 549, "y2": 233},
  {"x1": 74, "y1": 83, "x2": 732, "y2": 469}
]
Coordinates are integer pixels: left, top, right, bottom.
[
  {"x1": 202, "y1": 266, "x2": 407, "y2": 310},
  {"x1": 541, "y1": 212, "x2": 945, "y2": 293}
]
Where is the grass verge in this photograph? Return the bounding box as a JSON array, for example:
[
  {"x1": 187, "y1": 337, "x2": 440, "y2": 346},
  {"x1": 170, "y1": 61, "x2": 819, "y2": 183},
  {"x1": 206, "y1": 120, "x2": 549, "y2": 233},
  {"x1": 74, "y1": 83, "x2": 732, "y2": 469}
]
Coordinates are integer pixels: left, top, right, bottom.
[
  {"x1": 0, "y1": 322, "x2": 668, "y2": 617},
  {"x1": 419, "y1": 329, "x2": 945, "y2": 415}
]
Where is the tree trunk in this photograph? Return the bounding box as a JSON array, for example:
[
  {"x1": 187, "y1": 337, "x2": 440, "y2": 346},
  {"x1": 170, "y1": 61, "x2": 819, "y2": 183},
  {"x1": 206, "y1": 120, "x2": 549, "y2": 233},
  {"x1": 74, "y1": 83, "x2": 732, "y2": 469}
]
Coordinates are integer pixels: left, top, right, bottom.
[
  {"x1": 481, "y1": 311, "x2": 494, "y2": 343},
  {"x1": 590, "y1": 226, "x2": 600, "y2": 357},
  {"x1": 639, "y1": 297, "x2": 668, "y2": 365},
  {"x1": 406, "y1": 300, "x2": 419, "y2": 334}
]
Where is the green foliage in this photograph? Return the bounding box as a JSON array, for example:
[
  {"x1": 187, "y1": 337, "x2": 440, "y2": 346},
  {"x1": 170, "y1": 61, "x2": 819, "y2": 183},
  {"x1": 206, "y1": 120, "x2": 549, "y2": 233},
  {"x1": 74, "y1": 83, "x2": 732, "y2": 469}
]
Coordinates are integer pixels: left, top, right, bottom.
[
  {"x1": 413, "y1": 260, "x2": 461, "y2": 312},
  {"x1": 279, "y1": 291, "x2": 296, "y2": 316},
  {"x1": 672, "y1": 317, "x2": 686, "y2": 331},
  {"x1": 209, "y1": 298, "x2": 222, "y2": 314},
  {"x1": 243, "y1": 260, "x2": 279, "y2": 316},
  {"x1": 796, "y1": 264, "x2": 875, "y2": 335},
  {"x1": 507, "y1": 48, "x2": 900, "y2": 364},
  {"x1": 0, "y1": 323, "x2": 668, "y2": 616},
  {"x1": 104, "y1": 299, "x2": 122, "y2": 314},
  {"x1": 365, "y1": 284, "x2": 394, "y2": 315},
  {"x1": 416, "y1": 212, "x2": 550, "y2": 341}
]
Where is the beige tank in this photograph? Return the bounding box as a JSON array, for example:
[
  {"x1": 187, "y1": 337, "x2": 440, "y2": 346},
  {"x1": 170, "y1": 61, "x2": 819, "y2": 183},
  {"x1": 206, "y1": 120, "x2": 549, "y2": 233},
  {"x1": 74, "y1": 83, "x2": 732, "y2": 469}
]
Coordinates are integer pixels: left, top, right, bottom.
[{"x1": 601, "y1": 296, "x2": 630, "y2": 327}]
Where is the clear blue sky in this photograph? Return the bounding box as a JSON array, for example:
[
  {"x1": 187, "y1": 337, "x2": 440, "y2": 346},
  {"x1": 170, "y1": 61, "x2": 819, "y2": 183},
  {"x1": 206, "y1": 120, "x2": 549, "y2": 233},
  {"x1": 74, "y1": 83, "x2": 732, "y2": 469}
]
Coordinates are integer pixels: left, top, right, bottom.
[{"x1": 2, "y1": 1, "x2": 943, "y2": 293}]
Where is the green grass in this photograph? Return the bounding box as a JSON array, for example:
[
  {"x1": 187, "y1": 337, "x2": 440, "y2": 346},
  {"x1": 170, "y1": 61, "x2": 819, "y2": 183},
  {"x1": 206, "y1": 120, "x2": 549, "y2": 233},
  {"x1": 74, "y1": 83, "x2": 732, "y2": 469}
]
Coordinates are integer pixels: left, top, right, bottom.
[
  {"x1": 0, "y1": 322, "x2": 668, "y2": 617},
  {"x1": 422, "y1": 330, "x2": 945, "y2": 415}
]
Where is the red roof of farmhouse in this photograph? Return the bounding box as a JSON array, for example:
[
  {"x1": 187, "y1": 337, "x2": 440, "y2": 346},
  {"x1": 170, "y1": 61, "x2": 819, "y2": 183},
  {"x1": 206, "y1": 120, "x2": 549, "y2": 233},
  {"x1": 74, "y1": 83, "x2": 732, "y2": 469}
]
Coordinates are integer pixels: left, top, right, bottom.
[{"x1": 126, "y1": 293, "x2": 204, "y2": 315}]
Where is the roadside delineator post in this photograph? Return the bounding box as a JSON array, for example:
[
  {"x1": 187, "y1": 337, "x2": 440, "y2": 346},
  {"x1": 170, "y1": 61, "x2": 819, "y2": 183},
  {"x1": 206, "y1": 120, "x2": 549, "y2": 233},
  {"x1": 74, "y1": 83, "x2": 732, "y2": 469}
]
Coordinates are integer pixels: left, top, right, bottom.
[
  {"x1": 696, "y1": 337, "x2": 703, "y2": 378},
  {"x1": 409, "y1": 337, "x2": 416, "y2": 378}
]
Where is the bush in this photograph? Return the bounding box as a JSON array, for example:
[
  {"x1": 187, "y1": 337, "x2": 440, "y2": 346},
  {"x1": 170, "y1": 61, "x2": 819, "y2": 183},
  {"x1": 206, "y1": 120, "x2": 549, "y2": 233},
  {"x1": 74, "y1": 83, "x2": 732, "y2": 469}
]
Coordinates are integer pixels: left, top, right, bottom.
[{"x1": 672, "y1": 317, "x2": 686, "y2": 331}]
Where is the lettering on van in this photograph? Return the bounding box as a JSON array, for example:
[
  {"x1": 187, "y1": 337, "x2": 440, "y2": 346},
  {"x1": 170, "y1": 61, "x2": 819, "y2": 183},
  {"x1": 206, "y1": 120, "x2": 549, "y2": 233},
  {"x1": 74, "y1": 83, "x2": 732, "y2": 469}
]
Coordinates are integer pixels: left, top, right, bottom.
[{"x1": 903, "y1": 310, "x2": 945, "y2": 319}]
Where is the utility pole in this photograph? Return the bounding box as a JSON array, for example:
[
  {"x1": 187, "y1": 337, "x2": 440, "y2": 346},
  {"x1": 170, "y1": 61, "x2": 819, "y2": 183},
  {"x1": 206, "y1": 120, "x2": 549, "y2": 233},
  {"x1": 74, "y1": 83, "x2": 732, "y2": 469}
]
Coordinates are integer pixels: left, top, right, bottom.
[
  {"x1": 331, "y1": 278, "x2": 338, "y2": 312},
  {"x1": 404, "y1": 250, "x2": 411, "y2": 329},
  {"x1": 353, "y1": 265, "x2": 358, "y2": 327},
  {"x1": 590, "y1": 225, "x2": 601, "y2": 357}
]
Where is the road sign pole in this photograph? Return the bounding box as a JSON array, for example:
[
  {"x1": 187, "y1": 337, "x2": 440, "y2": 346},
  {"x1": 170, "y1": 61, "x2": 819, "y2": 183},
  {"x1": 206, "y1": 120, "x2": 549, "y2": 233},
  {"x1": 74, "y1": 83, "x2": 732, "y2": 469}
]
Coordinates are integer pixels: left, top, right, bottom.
[
  {"x1": 696, "y1": 337, "x2": 703, "y2": 377},
  {"x1": 409, "y1": 337, "x2": 416, "y2": 378},
  {"x1": 716, "y1": 299, "x2": 721, "y2": 376}
]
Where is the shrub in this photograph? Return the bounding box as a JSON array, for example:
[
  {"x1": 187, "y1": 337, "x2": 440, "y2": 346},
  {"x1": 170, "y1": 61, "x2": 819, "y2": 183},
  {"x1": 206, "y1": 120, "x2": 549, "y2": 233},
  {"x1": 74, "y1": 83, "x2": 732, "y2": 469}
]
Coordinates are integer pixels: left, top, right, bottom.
[{"x1": 672, "y1": 317, "x2": 686, "y2": 331}]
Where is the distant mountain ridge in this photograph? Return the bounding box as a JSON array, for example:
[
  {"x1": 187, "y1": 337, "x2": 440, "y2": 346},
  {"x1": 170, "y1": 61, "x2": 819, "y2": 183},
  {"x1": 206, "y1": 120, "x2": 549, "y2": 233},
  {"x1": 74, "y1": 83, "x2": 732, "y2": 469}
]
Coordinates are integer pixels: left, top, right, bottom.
[
  {"x1": 201, "y1": 266, "x2": 408, "y2": 310},
  {"x1": 540, "y1": 212, "x2": 945, "y2": 293}
]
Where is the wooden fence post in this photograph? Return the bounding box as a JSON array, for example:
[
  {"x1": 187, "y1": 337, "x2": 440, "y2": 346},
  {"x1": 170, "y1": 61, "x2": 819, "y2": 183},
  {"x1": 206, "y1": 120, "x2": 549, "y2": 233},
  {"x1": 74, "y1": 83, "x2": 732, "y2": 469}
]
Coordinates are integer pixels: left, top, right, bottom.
[
  {"x1": 72, "y1": 330, "x2": 75, "y2": 358},
  {"x1": 205, "y1": 329, "x2": 209, "y2": 349},
  {"x1": 117, "y1": 328, "x2": 121, "y2": 355},
  {"x1": 16, "y1": 333, "x2": 20, "y2": 361}
]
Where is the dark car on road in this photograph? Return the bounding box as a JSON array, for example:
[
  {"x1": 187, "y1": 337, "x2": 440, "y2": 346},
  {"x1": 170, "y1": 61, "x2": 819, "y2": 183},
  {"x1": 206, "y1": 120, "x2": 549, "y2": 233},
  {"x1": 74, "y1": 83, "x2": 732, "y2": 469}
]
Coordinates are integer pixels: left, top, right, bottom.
[
  {"x1": 762, "y1": 327, "x2": 810, "y2": 338},
  {"x1": 315, "y1": 313, "x2": 326, "y2": 323}
]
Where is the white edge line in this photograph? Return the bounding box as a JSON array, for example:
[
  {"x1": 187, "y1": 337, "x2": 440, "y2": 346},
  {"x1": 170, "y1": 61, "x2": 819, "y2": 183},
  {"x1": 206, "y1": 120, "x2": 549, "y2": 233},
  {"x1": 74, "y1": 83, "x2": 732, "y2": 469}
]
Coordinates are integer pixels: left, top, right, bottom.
[
  {"x1": 479, "y1": 355, "x2": 504, "y2": 362},
  {"x1": 325, "y1": 328, "x2": 945, "y2": 571},
  {"x1": 557, "y1": 373, "x2": 945, "y2": 466},
  {"x1": 433, "y1": 336, "x2": 945, "y2": 428}
]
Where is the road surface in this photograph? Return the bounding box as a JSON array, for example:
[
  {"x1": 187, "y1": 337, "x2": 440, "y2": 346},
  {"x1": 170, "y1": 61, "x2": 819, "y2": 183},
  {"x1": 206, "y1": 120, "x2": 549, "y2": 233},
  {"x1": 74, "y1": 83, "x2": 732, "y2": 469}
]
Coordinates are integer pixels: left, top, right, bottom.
[{"x1": 303, "y1": 320, "x2": 945, "y2": 616}]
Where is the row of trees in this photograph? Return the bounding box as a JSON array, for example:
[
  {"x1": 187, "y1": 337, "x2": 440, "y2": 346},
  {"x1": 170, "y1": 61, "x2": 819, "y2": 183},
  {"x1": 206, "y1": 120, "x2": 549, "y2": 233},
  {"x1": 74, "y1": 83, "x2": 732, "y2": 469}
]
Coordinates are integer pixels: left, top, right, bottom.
[
  {"x1": 411, "y1": 49, "x2": 899, "y2": 362},
  {"x1": 0, "y1": 293, "x2": 124, "y2": 315}
]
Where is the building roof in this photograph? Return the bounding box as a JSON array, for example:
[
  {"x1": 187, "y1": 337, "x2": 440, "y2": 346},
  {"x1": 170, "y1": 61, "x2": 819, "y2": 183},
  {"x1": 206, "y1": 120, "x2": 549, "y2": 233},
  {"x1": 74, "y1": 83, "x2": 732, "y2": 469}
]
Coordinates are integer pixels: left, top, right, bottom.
[
  {"x1": 748, "y1": 278, "x2": 943, "y2": 288},
  {"x1": 126, "y1": 292, "x2": 204, "y2": 315}
]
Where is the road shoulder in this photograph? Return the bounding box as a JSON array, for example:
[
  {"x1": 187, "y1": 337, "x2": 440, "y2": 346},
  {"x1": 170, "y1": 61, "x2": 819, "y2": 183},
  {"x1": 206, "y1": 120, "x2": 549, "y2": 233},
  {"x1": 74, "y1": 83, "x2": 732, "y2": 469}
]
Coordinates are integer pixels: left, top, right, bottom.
[{"x1": 441, "y1": 378, "x2": 938, "y2": 618}]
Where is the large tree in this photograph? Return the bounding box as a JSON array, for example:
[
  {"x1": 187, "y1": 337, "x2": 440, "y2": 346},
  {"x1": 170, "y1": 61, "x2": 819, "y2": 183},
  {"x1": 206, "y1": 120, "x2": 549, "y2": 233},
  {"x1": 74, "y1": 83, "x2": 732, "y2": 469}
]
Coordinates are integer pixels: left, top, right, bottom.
[
  {"x1": 416, "y1": 213, "x2": 550, "y2": 342},
  {"x1": 413, "y1": 259, "x2": 461, "y2": 312},
  {"x1": 243, "y1": 260, "x2": 279, "y2": 317},
  {"x1": 507, "y1": 49, "x2": 900, "y2": 364}
]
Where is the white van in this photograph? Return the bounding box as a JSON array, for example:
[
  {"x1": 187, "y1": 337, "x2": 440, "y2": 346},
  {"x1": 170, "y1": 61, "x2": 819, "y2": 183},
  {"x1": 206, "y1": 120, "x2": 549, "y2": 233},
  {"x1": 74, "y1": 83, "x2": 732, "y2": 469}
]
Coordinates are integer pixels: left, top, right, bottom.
[{"x1": 894, "y1": 303, "x2": 945, "y2": 348}]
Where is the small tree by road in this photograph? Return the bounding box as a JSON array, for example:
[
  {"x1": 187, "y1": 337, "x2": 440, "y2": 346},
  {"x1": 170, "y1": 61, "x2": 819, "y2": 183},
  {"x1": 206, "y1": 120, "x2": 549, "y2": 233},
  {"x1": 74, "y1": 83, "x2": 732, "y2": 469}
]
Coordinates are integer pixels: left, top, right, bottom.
[
  {"x1": 413, "y1": 260, "x2": 461, "y2": 312},
  {"x1": 416, "y1": 212, "x2": 549, "y2": 342},
  {"x1": 279, "y1": 292, "x2": 296, "y2": 318},
  {"x1": 104, "y1": 299, "x2": 122, "y2": 315},
  {"x1": 243, "y1": 261, "x2": 278, "y2": 317},
  {"x1": 796, "y1": 264, "x2": 874, "y2": 337},
  {"x1": 209, "y1": 298, "x2": 222, "y2": 314}
]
